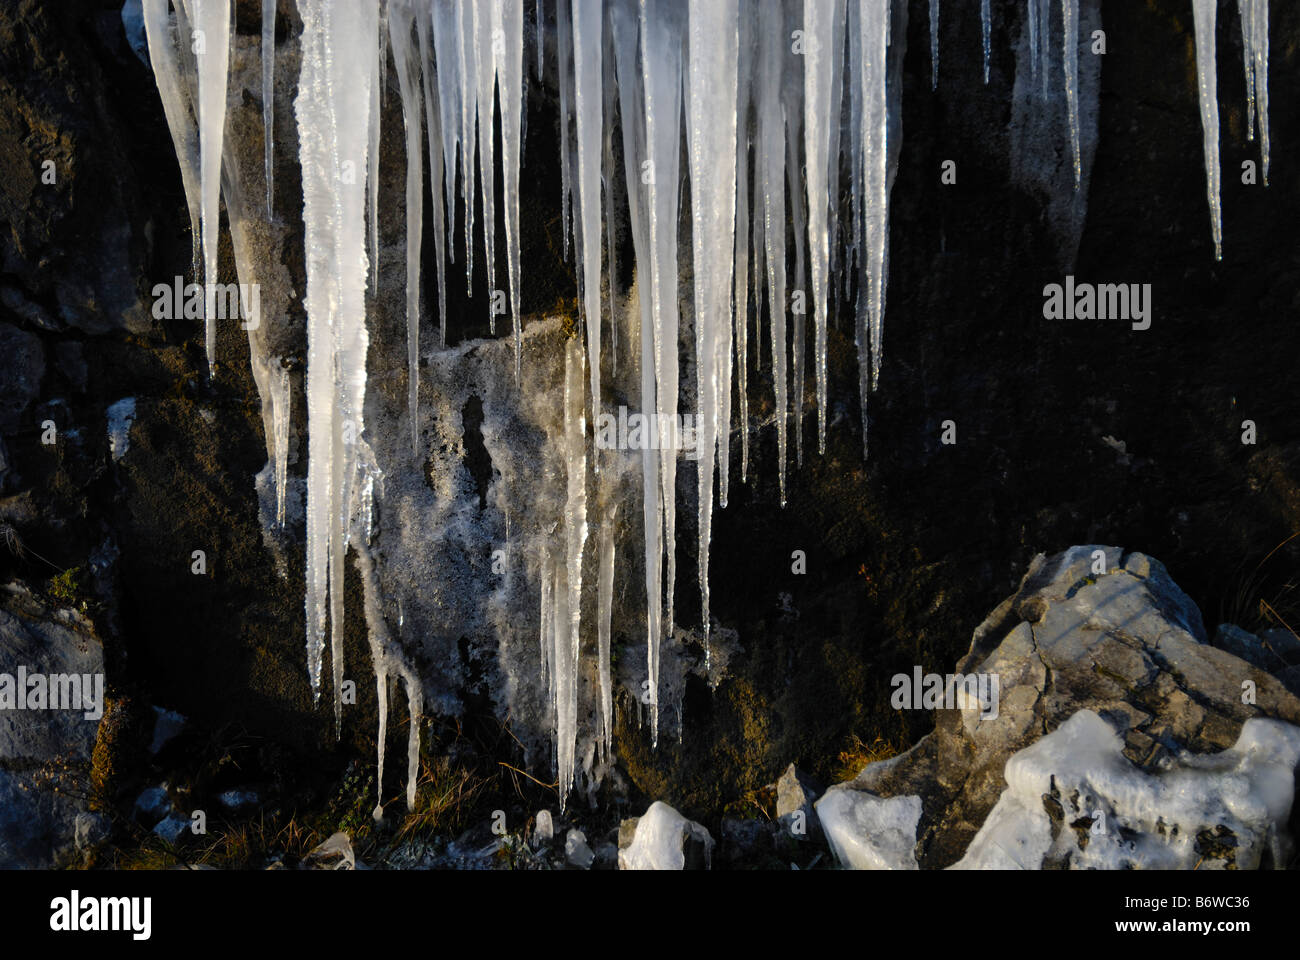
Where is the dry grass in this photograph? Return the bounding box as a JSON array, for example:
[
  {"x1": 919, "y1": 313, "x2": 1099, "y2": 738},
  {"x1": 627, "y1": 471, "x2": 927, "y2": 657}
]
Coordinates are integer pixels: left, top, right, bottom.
[{"x1": 832, "y1": 734, "x2": 901, "y2": 783}]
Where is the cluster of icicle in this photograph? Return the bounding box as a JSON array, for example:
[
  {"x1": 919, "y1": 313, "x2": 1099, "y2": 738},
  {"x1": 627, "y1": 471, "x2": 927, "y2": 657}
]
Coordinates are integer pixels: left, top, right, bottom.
[{"x1": 143, "y1": 0, "x2": 1271, "y2": 812}]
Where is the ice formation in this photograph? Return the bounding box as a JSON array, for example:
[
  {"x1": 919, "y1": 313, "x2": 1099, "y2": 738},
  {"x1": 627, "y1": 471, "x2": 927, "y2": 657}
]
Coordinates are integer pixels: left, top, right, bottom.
[
  {"x1": 816, "y1": 788, "x2": 922, "y2": 870},
  {"x1": 953, "y1": 710, "x2": 1300, "y2": 870},
  {"x1": 191, "y1": 0, "x2": 230, "y2": 376},
  {"x1": 1238, "y1": 0, "x2": 1270, "y2": 185},
  {"x1": 1191, "y1": 0, "x2": 1222, "y2": 260},
  {"x1": 618, "y1": 800, "x2": 714, "y2": 870},
  {"x1": 261, "y1": 0, "x2": 274, "y2": 215},
  {"x1": 139, "y1": 0, "x2": 1269, "y2": 810},
  {"x1": 981, "y1": 0, "x2": 991, "y2": 84}
]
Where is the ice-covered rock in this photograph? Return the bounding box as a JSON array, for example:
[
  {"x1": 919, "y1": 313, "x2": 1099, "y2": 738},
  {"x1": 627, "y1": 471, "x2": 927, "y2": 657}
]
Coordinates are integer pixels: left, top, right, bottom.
[
  {"x1": 564, "y1": 828, "x2": 594, "y2": 869},
  {"x1": 952, "y1": 708, "x2": 1300, "y2": 869},
  {"x1": 815, "y1": 789, "x2": 921, "y2": 870},
  {"x1": 618, "y1": 801, "x2": 714, "y2": 870},
  {"x1": 824, "y1": 546, "x2": 1300, "y2": 869},
  {"x1": 533, "y1": 809, "x2": 554, "y2": 847}
]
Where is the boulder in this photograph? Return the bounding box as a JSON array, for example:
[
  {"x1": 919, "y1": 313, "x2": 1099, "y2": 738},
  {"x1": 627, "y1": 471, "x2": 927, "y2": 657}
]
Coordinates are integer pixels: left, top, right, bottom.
[
  {"x1": 818, "y1": 547, "x2": 1300, "y2": 869},
  {"x1": 618, "y1": 801, "x2": 714, "y2": 870}
]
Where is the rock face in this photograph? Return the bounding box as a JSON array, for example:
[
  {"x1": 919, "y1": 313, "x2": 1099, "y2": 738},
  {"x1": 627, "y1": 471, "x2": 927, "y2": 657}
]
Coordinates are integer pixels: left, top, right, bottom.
[
  {"x1": 817, "y1": 547, "x2": 1300, "y2": 869},
  {"x1": 0, "y1": 584, "x2": 105, "y2": 868},
  {"x1": 1, "y1": 0, "x2": 1299, "y2": 840}
]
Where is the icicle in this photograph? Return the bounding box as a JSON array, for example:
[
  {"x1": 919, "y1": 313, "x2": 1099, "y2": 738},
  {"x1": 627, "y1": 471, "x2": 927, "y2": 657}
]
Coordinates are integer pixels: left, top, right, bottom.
[
  {"x1": 141, "y1": 0, "x2": 202, "y2": 281},
  {"x1": 1062, "y1": 0, "x2": 1080, "y2": 189},
  {"x1": 786, "y1": 102, "x2": 806, "y2": 467},
  {"x1": 192, "y1": 0, "x2": 230, "y2": 377},
  {"x1": 415, "y1": 2, "x2": 449, "y2": 350},
  {"x1": 536, "y1": 0, "x2": 546, "y2": 79},
  {"x1": 553, "y1": 337, "x2": 587, "y2": 808},
  {"x1": 271, "y1": 361, "x2": 290, "y2": 527},
  {"x1": 928, "y1": 0, "x2": 938, "y2": 90},
  {"x1": 457, "y1": 0, "x2": 478, "y2": 288},
  {"x1": 804, "y1": 0, "x2": 843, "y2": 457},
  {"x1": 758, "y1": 0, "x2": 788, "y2": 505},
  {"x1": 846, "y1": 0, "x2": 862, "y2": 303},
  {"x1": 1251, "y1": 0, "x2": 1269, "y2": 185},
  {"x1": 262, "y1": 0, "x2": 275, "y2": 216},
  {"x1": 473, "y1": 2, "x2": 499, "y2": 327},
  {"x1": 1027, "y1": 0, "x2": 1039, "y2": 82},
  {"x1": 573, "y1": 0, "x2": 604, "y2": 416},
  {"x1": 389, "y1": 1, "x2": 423, "y2": 452},
  {"x1": 597, "y1": 501, "x2": 616, "y2": 760},
  {"x1": 558, "y1": 0, "x2": 575, "y2": 263},
  {"x1": 499, "y1": 0, "x2": 526, "y2": 378},
  {"x1": 296, "y1": 0, "x2": 378, "y2": 721},
  {"x1": 374, "y1": 664, "x2": 388, "y2": 819},
  {"x1": 860, "y1": 0, "x2": 890, "y2": 447},
  {"x1": 551, "y1": 556, "x2": 574, "y2": 808},
  {"x1": 642, "y1": 0, "x2": 684, "y2": 639},
  {"x1": 1238, "y1": 0, "x2": 1255, "y2": 141},
  {"x1": 687, "y1": 0, "x2": 738, "y2": 663},
  {"x1": 367, "y1": 2, "x2": 386, "y2": 291},
  {"x1": 734, "y1": 13, "x2": 753, "y2": 485},
  {"x1": 602, "y1": 22, "x2": 620, "y2": 376},
  {"x1": 981, "y1": 0, "x2": 991, "y2": 84},
  {"x1": 1191, "y1": 0, "x2": 1222, "y2": 260},
  {"x1": 1037, "y1": 0, "x2": 1051, "y2": 98},
  {"x1": 431, "y1": 0, "x2": 462, "y2": 278},
  {"x1": 826, "y1": 3, "x2": 845, "y2": 307},
  {"x1": 612, "y1": 0, "x2": 663, "y2": 748},
  {"x1": 403, "y1": 675, "x2": 423, "y2": 811},
  {"x1": 539, "y1": 541, "x2": 553, "y2": 697}
]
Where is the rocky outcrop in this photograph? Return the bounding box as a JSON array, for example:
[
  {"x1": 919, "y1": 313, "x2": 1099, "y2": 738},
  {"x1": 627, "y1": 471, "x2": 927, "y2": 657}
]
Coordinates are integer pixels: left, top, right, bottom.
[{"x1": 817, "y1": 547, "x2": 1300, "y2": 869}]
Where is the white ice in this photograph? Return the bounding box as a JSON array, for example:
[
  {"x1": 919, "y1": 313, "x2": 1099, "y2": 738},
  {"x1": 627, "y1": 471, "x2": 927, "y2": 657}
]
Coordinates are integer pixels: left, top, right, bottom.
[
  {"x1": 1191, "y1": 0, "x2": 1222, "y2": 260},
  {"x1": 952, "y1": 709, "x2": 1300, "y2": 870}
]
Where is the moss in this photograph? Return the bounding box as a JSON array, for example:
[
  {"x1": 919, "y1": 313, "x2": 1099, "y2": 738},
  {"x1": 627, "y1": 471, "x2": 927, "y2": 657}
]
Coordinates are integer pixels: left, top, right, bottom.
[{"x1": 88, "y1": 697, "x2": 135, "y2": 810}]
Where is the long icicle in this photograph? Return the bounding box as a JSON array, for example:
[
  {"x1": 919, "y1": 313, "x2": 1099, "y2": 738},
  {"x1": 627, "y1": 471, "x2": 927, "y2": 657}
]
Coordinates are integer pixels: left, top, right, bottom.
[
  {"x1": 573, "y1": 0, "x2": 604, "y2": 420},
  {"x1": 559, "y1": 337, "x2": 588, "y2": 808},
  {"x1": 758, "y1": 0, "x2": 788, "y2": 504},
  {"x1": 860, "y1": 0, "x2": 890, "y2": 452},
  {"x1": 191, "y1": 0, "x2": 231, "y2": 378},
  {"x1": 415, "y1": 1, "x2": 449, "y2": 349},
  {"x1": 687, "y1": 0, "x2": 738, "y2": 666},
  {"x1": 804, "y1": 0, "x2": 844, "y2": 457},
  {"x1": 389, "y1": 1, "x2": 423, "y2": 453},
  {"x1": 611, "y1": 0, "x2": 661, "y2": 747},
  {"x1": 295, "y1": 0, "x2": 378, "y2": 726},
  {"x1": 499, "y1": 0, "x2": 527, "y2": 378},
  {"x1": 1191, "y1": 0, "x2": 1222, "y2": 260},
  {"x1": 1062, "y1": 0, "x2": 1080, "y2": 189},
  {"x1": 141, "y1": 0, "x2": 202, "y2": 282},
  {"x1": 262, "y1": 0, "x2": 275, "y2": 216}
]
